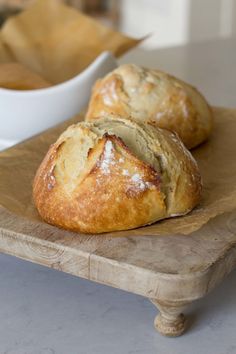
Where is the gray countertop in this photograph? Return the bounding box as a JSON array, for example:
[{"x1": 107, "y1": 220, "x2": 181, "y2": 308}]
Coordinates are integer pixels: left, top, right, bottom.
[
  {"x1": 1, "y1": 37, "x2": 236, "y2": 354},
  {"x1": 120, "y1": 37, "x2": 236, "y2": 109},
  {"x1": 0, "y1": 254, "x2": 236, "y2": 354}
]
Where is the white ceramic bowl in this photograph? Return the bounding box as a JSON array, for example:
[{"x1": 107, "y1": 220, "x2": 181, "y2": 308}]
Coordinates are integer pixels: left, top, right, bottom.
[{"x1": 0, "y1": 52, "x2": 117, "y2": 149}]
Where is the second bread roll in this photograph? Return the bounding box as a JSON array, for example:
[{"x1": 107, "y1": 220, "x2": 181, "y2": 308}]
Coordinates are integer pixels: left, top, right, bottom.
[{"x1": 85, "y1": 64, "x2": 213, "y2": 149}]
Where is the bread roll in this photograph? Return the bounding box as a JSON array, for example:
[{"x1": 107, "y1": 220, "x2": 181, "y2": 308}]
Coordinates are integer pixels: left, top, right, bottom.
[
  {"x1": 85, "y1": 64, "x2": 213, "y2": 149},
  {"x1": 33, "y1": 116, "x2": 202, "y2": 234}
]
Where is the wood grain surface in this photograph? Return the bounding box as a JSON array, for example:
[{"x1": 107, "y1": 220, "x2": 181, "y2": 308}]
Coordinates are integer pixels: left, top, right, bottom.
[{"x1": 0, "y1": 205, "x2": 235, "y2": 302}]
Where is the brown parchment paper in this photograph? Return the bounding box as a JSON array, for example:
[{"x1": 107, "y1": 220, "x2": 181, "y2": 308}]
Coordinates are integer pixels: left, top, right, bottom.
[
  {"x1": 0, "y1": 0, "x2": 140, "y2": 84},
  {"x1": 0, "y1": 62, "x2": 51, "y2": 89},
  {"x1": 0, "y1": 107, "x2": 236, "y2": 237}
]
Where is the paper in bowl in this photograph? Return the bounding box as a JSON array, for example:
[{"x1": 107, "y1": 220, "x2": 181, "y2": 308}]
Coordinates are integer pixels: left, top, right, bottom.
[{"x1": 0, "y1": 0, "x2": 140, "y2": 85}]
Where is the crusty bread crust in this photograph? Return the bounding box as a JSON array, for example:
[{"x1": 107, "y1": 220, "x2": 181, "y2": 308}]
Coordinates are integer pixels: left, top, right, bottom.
[
  {"x1": 85, "y1": 64, "x2": 213, "y2": 149},
  {"x1": 33, "y1": 116, "x2": 202, "y2": 234}
]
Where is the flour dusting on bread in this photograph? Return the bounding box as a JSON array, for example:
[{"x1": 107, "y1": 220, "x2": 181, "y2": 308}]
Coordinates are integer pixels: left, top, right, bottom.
[
  {"x1": 131, "y1": 173, "x2": 148, "y2": 191},
  {"x1": 100, "y1": 140, "x2": 115, "y2": 174}
]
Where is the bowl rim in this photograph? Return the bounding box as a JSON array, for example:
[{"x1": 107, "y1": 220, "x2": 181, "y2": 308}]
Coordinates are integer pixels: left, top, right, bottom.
[{"x1": 0, "y1": 51, "x2": 115, "y2": 97}]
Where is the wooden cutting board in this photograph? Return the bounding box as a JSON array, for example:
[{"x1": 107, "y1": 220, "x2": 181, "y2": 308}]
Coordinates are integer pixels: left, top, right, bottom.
[{"x1": 0, "y1": 107, "x2": 236, "y2": 337}]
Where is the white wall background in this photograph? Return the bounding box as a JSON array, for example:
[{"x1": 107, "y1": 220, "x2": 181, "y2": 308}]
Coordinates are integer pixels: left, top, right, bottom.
[{"x1": 120, "y1": 0, "x2": 236, "y2": 48}]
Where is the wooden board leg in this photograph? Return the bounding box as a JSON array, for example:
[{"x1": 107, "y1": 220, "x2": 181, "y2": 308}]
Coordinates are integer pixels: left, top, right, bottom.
[{"x1": 150, "y1": 299, "x2": 190, "y2": 337}]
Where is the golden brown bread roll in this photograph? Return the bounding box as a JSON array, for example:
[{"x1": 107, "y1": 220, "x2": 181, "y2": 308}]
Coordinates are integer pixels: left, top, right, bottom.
[
  {"x1": 85, "y1": 64, "x2": 213, "y2": 149},
  {"x1": 33, "y1": 116, "x2": 202, "y2": 234}
]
